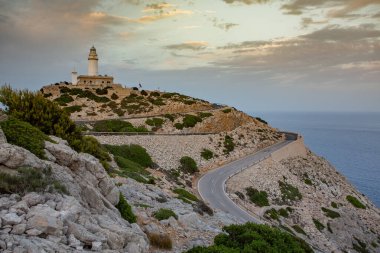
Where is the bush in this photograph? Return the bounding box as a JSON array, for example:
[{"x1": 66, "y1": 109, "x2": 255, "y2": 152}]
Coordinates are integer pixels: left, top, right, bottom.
[
  {"x1": 111, "y1": 93, "x2": 119, "y2": 100},
  {"x1": 173, "y1": 188, "x2": 198, "y2": 202},
  {"x1": 75, "y1": 136, "x2": 111, "y2": 162},
  {"x1": 222, "y1": 108, "x2": 232, "y2": 113},
  {"x1": 64, "y1": 105, "x2": 82, "y2": 114},
  {"x1": 246, "y1": 187, "x2": 269, "y2": 207},
  {"x1": 256, "y1": 117, "x2": 268, "y2": 124},
  {"x1": 201, "y1": 149, "x2": 214, "y2": 160},
  {"x1": 115, "y1": 193, "x2": 136, "y2": 223},
  {"x1": 185, "y1": 223, "x2": 313, "y2": 253},
  {"x1": 54, "y1": 94, "x2": 74, "y2": 105},
  {"x1": 331, "y1": 202, "x2": 338, "y2": 208},
  {"x1": 304, "y1": 178, "x2": 312, "y2": 185},
  {"x1": 145, "y1": 118, "x2": 165, "y2": 128},
  {"x1": 193, "y1": 200, "x2": 214, "y2": 216},
  {"x1": 114, "y1": 156, "x2": 153, "y2": 184},
  {"x1": 154, "y1": 208, "x2": 177, "y2": 220},
  {"x1": 0, "y1": 167, "x2": 67, "y2": 195},
  {"x1": 140, "y1": 90, "x2": 148, "y2": 96},
  {"x1": 313, "y1": 218, "x2": 325, "y2": 231},
  {"x1": 198, "y1": 112, "x2": 213, "y2": 118},
  {"x1": 77, "y1": 90, "x2": 110, "y2": 103},
  {"x1": 321, "y1": 207, "x2": 341, "y2": 219},
  {"x1": 93, "y1": 120, "x2": 148, "y2": 132},
  {"x1": 147, "y1": 232, "x2": 173, "y2": 250},
  {"x1": 104, "y1": 144, "x2": 154, "y2": 167},
  {"x1": 182, "y1": 114, "x2": 202, "y2": 128},
  {"x1": 163, "y1": 114, "x2": 175, "y2": 122},
  {"x1": 95, "y1": 88, "x2": 108, "y2": 95},
  {"x1": 265, "y1": 208, "x2": 279, "y2": 220},
  {"x1": 150, "y1": 91, "x2": 160, "y2": 97},
  {"x1": 279, "y1": 181, "x2": 302, "y2": 203},
  {"x1": 223, "y1": 135, "x2": 235, "y2": 154},
  {"x1": 346, "y1": 195, "x2": 366, "y2": 209},
  {"x1": 179, "y1": 156, "x2": 198, "y2": 174},
  {"x1": 174, "y1": 123, "x2": 184, "y2": 130},
  {"x1": 292, "y1": 225, "x2": 307, "y2": 235},
  {"x1": 0, "y1": 117, "x2": 51, "y2": 159},
  {"x1": 278, "y1": 208, "x2": 289, "y2": 218}
]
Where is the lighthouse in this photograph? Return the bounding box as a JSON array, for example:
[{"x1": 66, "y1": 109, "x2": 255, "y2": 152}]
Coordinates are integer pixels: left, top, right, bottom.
[{"x1": 88, "y1": 46, "x2": 98, "y2": 76}]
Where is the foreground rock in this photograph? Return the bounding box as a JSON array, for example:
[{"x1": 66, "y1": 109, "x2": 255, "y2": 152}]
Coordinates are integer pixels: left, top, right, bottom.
[{"x1": 0, "y1": 139, "x2": 148, "y2": 252}]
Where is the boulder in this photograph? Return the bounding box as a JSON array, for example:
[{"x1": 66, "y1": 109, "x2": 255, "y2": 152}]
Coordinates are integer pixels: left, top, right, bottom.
[
  {"x1": 22, "y1": 192, "x2": 45, "y2": 207},
  {"x1": 11, "y1": 223, "x2": 26, "y2": 235},
  {"x1": 2, "y1": 212, "x2": 22, "y2": 225},
  {"x1": 26, "y1": 204, "x2": 63, "y2": 236}
]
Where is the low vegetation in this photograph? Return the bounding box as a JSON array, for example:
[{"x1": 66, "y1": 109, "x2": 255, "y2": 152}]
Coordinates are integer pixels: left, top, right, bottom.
[
  {"x1": 115, "y1": 193, "x2": 137, "y2": 223},
  {"x1": 93, "y1": 119, "x2": 148, "y2": 133},
  {"x1": 173, "y1": 188, "x2": 198, "y2": 203},
  {"x1": 154, "y1": 208, "x2": 178, "y2": 221},
  {"x1": 0, "y1": 167, "x2": 67, "y2": 195},
  {"x1": 292, "y1": 225, "x2": 307, "y2": 236},
  {"x1": 246, "y1": 187, "x2": 269, "y2": 207},
  {"x1": 63, "y1": 105, "x2": 82, "y2": 114},
  {"x1": 201, "y1": 148, "x2": 214, "y2": 160},
  {"x1": 175, "y1": 114, "x2": 203, "y2": 129},
  {"x1": 255, "y1": 117, "x2": 268, "y2": 125},
  {"x1": 147, "y1": 232, "x2": 173, "y2": 250},
  {"x1": 321, "y1": 207, "x2": 341, "y2": 219},
  {"x1": 223, "y1": 135, "x2": 235, "y2": 154},
  {"x1": 279, "y1": 181, "x2": 302, "y2": 203},
  {"x1": 54, "y1": 94, "x2": 74, "y2": 105},
  {"x1": 104, "y1": 144, "x2": 154, "y2": 168},
  {"x1": 346, "y1": 195, "x2": 366, "y2": 209},
  {"x1": 0, "y1": 117, "x2": 52, "y2": 159},
  {"x1": 185, "y1": 223, "x2": 313, "y2": 253},
  {"x1": 313, "y1": 218, "x2": 325, "y2": 231},
  {"x1": 222, "y1": 108, "x2": 232, "y2": 113},
  {"x1": 179, "y1": 156, "x2": 198, "y2": 174},
  {"x1": 145, "y1": 117, "x2": 165, "y2": 129},
  {"x1": 114, "y1": 156, "x2": 154, "y2": 184}
]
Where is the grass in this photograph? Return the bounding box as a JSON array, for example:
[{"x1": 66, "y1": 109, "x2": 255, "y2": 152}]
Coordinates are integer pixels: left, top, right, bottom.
[
  {"x1": 321, "y1": 207, "x2": 341, "y2": 219},
  {"x1": 93, "y1": 119, "x2": 148, "y2": 132},
  {"x1": 154, "y1": 208, "x2": 177, "y2": 221},
  {"x1": 179, "y1": 156, "x2": 198, "y2": 174},
  {"x1": 104, "y1": 144, "x2": 154, "y2": 167},
  {"x1": 147, "y1": 232, "x2": 173, "y2": 250},
  {"x1": 346, "y1": 195, "x2": 366, "y2": 209},
  {"x1": 279, "y1": 181, "x2": 302, "y2": 203},
  {"x1": 115, "y1": 193, "x2": 136, "y2": 223},
  {"x1": 245, "y1": 187, "x2": 269, "y2": 207},
  {"x1": 292, "y1": 225, "x2": 307, "y2": 236},
  {"x1": 173, "y1": 188, "x2": 198, "y2": 202},
  {"x1": 201, "y1": 148, "x2": 214, "y2": 160},
  {"x1": 313, "y1": 218, "x2": 325, "y2": 231},
  {"x1": 0, "y1": 117, "x2": 52, "y2": 159},
  {"x1": 0, "y1": 167, "x2": 67, "y2": 195}
]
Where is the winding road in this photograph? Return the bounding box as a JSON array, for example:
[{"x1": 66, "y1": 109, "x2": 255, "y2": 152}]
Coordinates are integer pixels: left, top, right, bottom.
[{"x1": 198, "y1": 134, "x2": 297, "y2": 223}]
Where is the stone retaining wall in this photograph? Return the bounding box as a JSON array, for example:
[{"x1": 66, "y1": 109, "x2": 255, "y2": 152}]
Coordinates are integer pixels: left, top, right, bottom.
[{"x1": 270, "y1": 136, "x2": 307, "y2": 161}]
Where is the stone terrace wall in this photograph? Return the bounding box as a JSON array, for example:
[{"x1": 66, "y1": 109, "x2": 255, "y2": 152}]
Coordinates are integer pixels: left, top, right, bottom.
[{"x1": 270, "y1": 136, "x2": 307, "y2": 161}]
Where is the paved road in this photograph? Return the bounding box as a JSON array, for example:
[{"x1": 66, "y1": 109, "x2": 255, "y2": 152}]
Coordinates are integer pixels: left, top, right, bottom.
[{"x1": 198, "y1": 138, "x2": 294, "y2": 223}]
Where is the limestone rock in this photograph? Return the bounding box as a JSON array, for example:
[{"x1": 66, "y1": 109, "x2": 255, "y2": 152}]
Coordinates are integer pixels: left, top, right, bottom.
[
  {"x1": 26, "y1": 204, "x2": 63, "y2": 236},
  {"x1": 2, "y1": 212, "x2": 22, "y2": 225}
]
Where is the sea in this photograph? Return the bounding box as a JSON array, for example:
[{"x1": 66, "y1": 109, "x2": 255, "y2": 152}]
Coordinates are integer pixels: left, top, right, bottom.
[{"x1": 250, "y1": 112, "x2": 380, "y2": 208}]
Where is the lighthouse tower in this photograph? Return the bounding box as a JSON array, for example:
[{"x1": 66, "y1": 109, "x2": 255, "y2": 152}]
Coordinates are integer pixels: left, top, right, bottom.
[{"x1": 88, "y1": 46, "x2": 98, "y2": 76}]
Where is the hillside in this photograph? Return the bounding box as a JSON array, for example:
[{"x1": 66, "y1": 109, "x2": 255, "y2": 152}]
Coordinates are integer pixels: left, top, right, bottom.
[{"x1": 1, "y1": 85, "x2": 379, "y2": 252}]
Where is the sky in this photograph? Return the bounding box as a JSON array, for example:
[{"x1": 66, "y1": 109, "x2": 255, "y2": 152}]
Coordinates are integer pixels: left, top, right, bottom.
[{"x1": 0, "y1": 0, "x2": 379, "y2": 112}]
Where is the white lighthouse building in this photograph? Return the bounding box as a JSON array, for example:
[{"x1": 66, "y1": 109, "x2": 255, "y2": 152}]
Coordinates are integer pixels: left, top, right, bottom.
[{"x1": 74, "y1": 46, "x2": 114, "y2": 86}]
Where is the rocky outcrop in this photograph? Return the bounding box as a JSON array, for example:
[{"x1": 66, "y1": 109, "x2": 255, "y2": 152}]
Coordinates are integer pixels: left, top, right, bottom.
[
  {"x1": 0, "y1": 139, "x2": 149, "y2": 252},
  {"x1": 0, "y1": 110, "x2": 7, "y2": 144}
]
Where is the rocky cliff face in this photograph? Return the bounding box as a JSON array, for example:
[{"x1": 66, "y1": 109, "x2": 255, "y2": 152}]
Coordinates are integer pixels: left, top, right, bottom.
[
  {"x1": 0, "y1": 138, "x2": 148, "y2": 252},
  {"x1": 227, "y1": 148, "x2": 380, "y2": 253}
]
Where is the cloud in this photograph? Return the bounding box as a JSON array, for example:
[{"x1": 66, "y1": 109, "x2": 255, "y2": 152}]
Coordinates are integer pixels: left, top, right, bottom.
[
  {"x1": 130, "y1": 9, "x2": 193, "y2": 23},
  {"x1": 303, "y1": 25, "x2": 380, "y2": 41},
  {"x1": 165, "y1": 41, "x2": 208, "y2": 50},
  {"x1": 143, "y1": 2, "x2": 172, "y2": 11},
  {"x1": 328, "y1": 0, "x2": 380, "y2": 18},
  {"x1": 223, "y1": 0, "x2": 270, "y2": 5},
  {"x1": 218, "y1": 40, "x2": 273, "y2": 50},
  {"x1": 301, "y1": 17, "x2": 328, "y2": 28}
]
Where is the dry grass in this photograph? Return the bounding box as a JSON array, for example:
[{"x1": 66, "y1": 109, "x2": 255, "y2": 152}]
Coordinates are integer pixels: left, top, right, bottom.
[{"x1": 147, "y1": 232, "x2": 173, "y2": 250}]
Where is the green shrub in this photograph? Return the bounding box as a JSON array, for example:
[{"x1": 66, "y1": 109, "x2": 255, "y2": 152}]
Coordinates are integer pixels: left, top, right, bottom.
[
  {"x1": 163, "y1": 114, "x2": 175, "y2": 122},
  {"x1": 321, "y1": 207, "x2": 341, "y2": 219},
  {"x1": 149, "y1": 98, "x2": 165, "y2": 106},
  {"x1": 115, "y1": 193, "x2": 136, "y2": 223},
  {"x1": 95, "y1": 88, "x2": 108, "y2": 95},
  {"x1": 313, "y1": 218, "x2": 325, "y2": 231},
  {"x1": 64, "y1": 105, "x2": 82, "y2": 114},
  {"x1": 346, "y1": 195, "x2": 366, "y2": 209},
  {"x1": 279, "y1": 181, "x2": 302, "y2": 203},
  {"x1": 278, "y1": 208, "x2": 289, "y2": 218},
  {"x1": 327, "y1": 222, "x2": 333, "y2": 233},
  {"x1": 304, "y1": 178, "x2": 312, "y2": 185},
  {"x1": 173, "y1": 188, "x2": 198, "y2": 202},
  {"x1": 182, "y1": 114, "x2": 202, "y2": 128},
  {"x1": 75, "y1": 136, "x2": 111, "y2": 162},
  {"x1": 179, "y1": 156, "x2": 198, "y2": 174},
  {"x1": 150, "y1": 91, "x2": 160, "y2": 97},
  {"x1": 77, "y1": 90, "x2": 110, "y2": 103},
  {"x1": 194, "y1": 200, "x2": 214, "y2": 216},
  {"x1": 265, "y1": 208, "x2": 279, "y2": 220},
  {"x1": 185, "y1": 223, "x2": 313, "y2": 253},
  {"x1": 223, "y1": 135, "x2": 235, "y2": 154},
  {"x1": 154, "y1": 208, "x2": 177, "y2": 220},
  {"x1": 147, "y1": 232, "x2": 173, "y2": 250},
  {"x1": 331, "y1": 202, "x2": 338, "y2": 208},
  {"x1": 104, "y1": 144, "x2": 153, "y2": 167},
  {"x1": 174, "y1": 123, "x2": 184, "y2": 130},
  {"x1": 140, "y1": 90, "x2": 148, "y2": 96},
  {"x1": 111, "y1": 93, "x2": 119, "y2": 100},
  {"x1": 246, "y1": 187, "x2": 269, "y2": 207},
  {"x1": 201, "y1": 149, "x2": 214, "y2": 160},
  {"x1": 0, "y1": 117, "x2": 51, "y2": 159},
  {"x1": 198, "y1": 112, "x2": 213, "y2": 118},
  {"x1": 54, "y1": 94, "x2": 74, "y2": 105},
  {"x1": 114, "y1": 156, "x2": 152, "y2": 184},
  {"x1": 0, "y1": 167, "x2": 67, "y2": 195},
  {"x1": 93, "y1": 120, "x2": 148, "y2": 132},
  {"x1": 292, "y1": 225, "x2": 307, "y2": 235},
  {"x1": 145, "y1": 118, "x2": 164, "y2": 128},
  {"x1": 353, "y1": 237, "x2": 369, "y2": 253},
  {"x1": 222, "y1": 108, "x2": 232, "y2": 113},
  {"x1": 256, "y1": 117, "x2": 268, "y2": 124}
]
